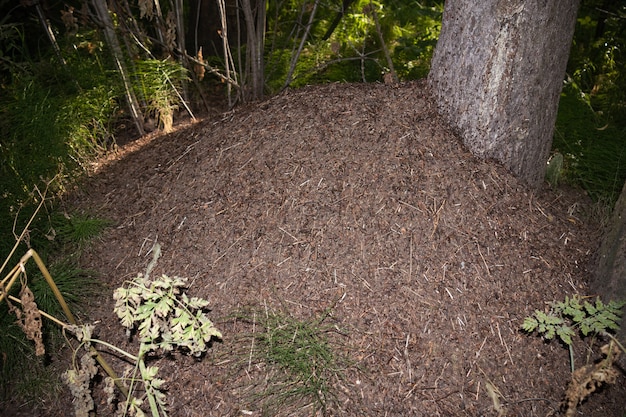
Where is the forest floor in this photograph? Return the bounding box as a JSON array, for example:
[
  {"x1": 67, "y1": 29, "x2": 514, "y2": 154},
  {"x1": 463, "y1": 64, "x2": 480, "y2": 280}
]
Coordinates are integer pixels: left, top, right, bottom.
[{"x1": 12, "y1": 81, "x2": 626, "y2": 416}]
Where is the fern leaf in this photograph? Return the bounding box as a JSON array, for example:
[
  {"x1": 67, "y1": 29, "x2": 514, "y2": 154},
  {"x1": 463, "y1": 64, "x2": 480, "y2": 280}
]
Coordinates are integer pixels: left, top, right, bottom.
[{"x1": 522, "y1": 317, "x2": 539, "y2": 333}]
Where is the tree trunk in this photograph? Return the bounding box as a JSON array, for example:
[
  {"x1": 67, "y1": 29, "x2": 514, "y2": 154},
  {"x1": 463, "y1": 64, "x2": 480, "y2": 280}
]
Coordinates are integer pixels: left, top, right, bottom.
[
  {"x1": 428, "y1": 0, "x2": 579, "y2": 187},
  {"x1": 322, "y1": 0, "x2": 356, "y2": 41},
  {"x1": 239, "y1": 0, "x2": 265, "y2": 101},
  {"x1": 592, "y1": 181, "x2": 626, "y2": 344},
  {"x1": 283, "y1": 0, "x2": 320, "y2": 89}
]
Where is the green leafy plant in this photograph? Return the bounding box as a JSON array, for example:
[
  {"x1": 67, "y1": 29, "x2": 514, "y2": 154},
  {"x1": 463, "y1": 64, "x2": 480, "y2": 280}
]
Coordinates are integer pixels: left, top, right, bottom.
[
  {"x1": 523, "y1": 295, "x2": 625, "y2": 417},
  {"x1": 133, "y1": 59, "x2": 188, "y2": 133},
  {"x1": 2, "y1": 238, "x2": 221, "y2": 417},
  {"x1": 113, "y1": 272, "x2": 222, "y2": 357},
  {"x1": 522, "y1": 295, "x2": 624, "y2": 364}
]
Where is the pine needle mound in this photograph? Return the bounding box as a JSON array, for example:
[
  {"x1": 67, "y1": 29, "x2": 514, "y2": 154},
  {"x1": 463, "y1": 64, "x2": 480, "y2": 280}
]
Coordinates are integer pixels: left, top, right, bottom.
[{"x1": 70, "y1": 81, "x2": 625, "y2": 416}]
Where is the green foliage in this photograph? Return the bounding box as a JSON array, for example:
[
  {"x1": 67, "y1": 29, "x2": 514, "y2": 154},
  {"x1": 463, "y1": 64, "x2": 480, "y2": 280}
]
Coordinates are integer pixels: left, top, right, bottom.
[
  {"x1": 523, "y1": 295, "x2": 625, "y2": 411},
  {"x1": 567, "y1": 3, "x2": 626, "y2": 125},
  {"x1": 260, "y1": 311, "x2": 335, "y2": 383},
  {"x1": 385, "y1": 0, "x2": 442, "y2": 79},
  {"x1": 50, "y1": 212, "x2": 111, "y2": 249},
  {"x1": 113, "y1": 273, "x2": 222, "y2": 357},
  {"x1": 56, "y1": 246, "x2": 221, "y2": 417},
  {"x1": 133, "y1": 59, "x2": 188, "y2": 131},
  {"x1": 28, "y1": 261, "x2": 99, "y2": 320},
  {"x1": 554, "y1": 2, "x2": 626, "y2": 204},
  {"x1": 545, "y1": 152, "x2": 564, "y2": 187},
  {"x1": 263, "y1": 0, "x2": 443, "y2": 88},
  {"x1": 0, "y1": 66, "x2": 118, "y2": 267},
  {"x1": 522, "y1": 295, "x2": 624, "y2": 348},
  {"x1": 554, "y1": 85, "x2": 626, "y2": 204}
]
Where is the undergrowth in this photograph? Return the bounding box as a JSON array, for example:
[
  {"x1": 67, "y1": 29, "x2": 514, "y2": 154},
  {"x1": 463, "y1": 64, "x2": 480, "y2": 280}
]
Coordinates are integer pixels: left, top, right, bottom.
[
  {"x1": 0, "y1": 201, "x2": 108, "y2": 407},
  {"x1": 553, "y1": 85, "x2": 626, "y2": 206},
  {"x1": 523, "y1": 294, "x2": 625, "y2": 417},
  {"x1": 2, "y1": 240, "x2": 221, "y2": 417}
]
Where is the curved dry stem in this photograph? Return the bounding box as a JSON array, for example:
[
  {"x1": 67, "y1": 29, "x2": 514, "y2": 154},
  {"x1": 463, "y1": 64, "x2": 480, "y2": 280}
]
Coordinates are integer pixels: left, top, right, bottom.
[{"x1": 2, "y1": 249, "x2": 129, "y2": 398}]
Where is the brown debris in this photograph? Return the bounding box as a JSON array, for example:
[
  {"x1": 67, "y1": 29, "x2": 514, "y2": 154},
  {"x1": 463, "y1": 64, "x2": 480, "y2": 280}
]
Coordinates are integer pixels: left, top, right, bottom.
[
  {"x1": 563, "y1": 343, "x2": 621, "y2": 417},
  {"x1": 63, "y1": 81, "x2": 626, "y2": 416},
  {"x1": 10, "y1": 285, "x2": 45, "y2": 356}
]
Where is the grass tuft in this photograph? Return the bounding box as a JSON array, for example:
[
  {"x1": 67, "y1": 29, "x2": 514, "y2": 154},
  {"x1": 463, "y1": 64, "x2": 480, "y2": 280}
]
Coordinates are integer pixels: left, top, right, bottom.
[
  {"x1": 51, "y1": 212, "x2": 111, "y2": 249},
  {"x1": 232, "y1": 307, "x2": 347, "y2": 416}
]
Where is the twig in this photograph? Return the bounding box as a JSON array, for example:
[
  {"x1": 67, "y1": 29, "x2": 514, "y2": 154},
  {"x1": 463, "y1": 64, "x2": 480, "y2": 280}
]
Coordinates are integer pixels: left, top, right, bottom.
[
  {"x1": 475, "y1": 241, "x2": 491, "y2": 276},
  {"x1": 496, "y1": 322, "x2": 515, "y2": 366},
  {"x1": 248, "y1": 312, "x2": 256, "y2": 372}
]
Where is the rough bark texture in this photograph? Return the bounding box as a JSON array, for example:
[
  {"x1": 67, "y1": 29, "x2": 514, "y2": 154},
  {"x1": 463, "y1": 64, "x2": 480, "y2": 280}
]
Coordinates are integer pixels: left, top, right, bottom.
[
  {"x1": 428, "y1": 0, "x2": 579, "y2": 187},
  {"x1": 240, "y1": 0, "x2": 265, "y2": 101},
  {"x1": 593, "y1": 181, "x2": 626, "y2": 344}
]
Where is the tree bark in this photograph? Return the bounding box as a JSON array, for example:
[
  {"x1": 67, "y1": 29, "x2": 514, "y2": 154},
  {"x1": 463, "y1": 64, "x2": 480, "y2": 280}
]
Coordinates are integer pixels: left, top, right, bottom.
[
  {"x1": 428, "y1": 0, "x2": 579, "y2": 187},
  {"x1": 592, "y1": 181, "x2": 626, "y2": 344},
  {"x1": 322, "y1": 0, "x2": 355, "y2": 41},
  {"x1": 240, "y1": 0, "x2": 265, "y2": 101}
]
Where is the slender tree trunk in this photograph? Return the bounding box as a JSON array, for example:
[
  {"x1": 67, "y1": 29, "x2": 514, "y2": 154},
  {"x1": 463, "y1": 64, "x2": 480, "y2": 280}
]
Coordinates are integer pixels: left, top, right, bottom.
[
  {"x1": 428, "y1": 0, "x2": 579, "y2": 187},
  {"x1": 34, "y1": 3, "x2": 70, "y2": 75},
  {"x1": 217, "y1": 0, "x2": 238, "y2": 106},
  {"x1": 173, "y1": 0, "x2": 190, "y2": 102},
  {"x1": 369, "y1": 1, "x2": 397, "y2": 84},
  {"x1": 592, "y1": 181, "x2": 626, "y2": 344},
  {"x1": 322, "y1": 0, "x2": 355, "y2": 41},
  {"x1": 92, "y1": 0, "x2": 145, "y2": 135},
  {"x1": 283, "y1": 0, "x2": 320, "y2": 89},
  {"x1": 240, "y1": 0, "x2": 265, "y2": 100}
]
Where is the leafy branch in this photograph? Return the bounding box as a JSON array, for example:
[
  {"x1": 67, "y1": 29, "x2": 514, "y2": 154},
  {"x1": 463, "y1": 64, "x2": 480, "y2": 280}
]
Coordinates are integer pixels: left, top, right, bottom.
[{"x1": 113, "y1": 272, "x2": 222, "y2": 357}]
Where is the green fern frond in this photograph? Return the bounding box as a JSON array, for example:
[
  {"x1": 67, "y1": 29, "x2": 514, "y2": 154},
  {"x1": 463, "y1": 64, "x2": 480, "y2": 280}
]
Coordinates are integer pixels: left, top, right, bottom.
[{"x1": 523, "y1": 295, "x2": 624, "y2": 347}]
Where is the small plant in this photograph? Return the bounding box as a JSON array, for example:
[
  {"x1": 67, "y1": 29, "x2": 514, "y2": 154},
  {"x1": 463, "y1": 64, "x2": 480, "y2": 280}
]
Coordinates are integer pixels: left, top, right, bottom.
[
  {"x1": 522, "y1": 294, "x2": 625, "y2": 416},
  {"x1": 62, "y1": 243, "x2": 222, "y2": 417},
  {"x1": 2, "y1": 239, "x2": 221, "y2": 417},
  {"x1": 51, "y1": 212, "x2": 111, "y2": 249},
  {"x1": 113, "y1": 272, "x2": 221, "y2": 357},
  {"x1": 545, "y1": 152, "x2": 564, "y2": 187},
  {"x1": 133, "y1": 59, "x2": 188, "y2": 133},
  {"x1": 522, "y1": 295, "x2": 624, "y2": 368}
]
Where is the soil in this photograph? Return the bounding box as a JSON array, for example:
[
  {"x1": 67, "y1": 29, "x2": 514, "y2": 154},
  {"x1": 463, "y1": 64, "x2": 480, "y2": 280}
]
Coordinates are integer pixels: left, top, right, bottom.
[{"x1": 8, "y1": 81, "x2": 626, "y2": 416}]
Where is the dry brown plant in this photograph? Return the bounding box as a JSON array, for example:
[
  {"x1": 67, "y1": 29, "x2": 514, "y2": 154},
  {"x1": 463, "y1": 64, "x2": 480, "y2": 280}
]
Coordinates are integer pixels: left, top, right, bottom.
[
  {"x1": 563, "y1": 342, "x2": 621, "y2": 417},
  {"x1": 8, "y1": 284, "x2": 45, "y2": 356}
]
